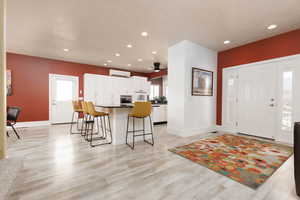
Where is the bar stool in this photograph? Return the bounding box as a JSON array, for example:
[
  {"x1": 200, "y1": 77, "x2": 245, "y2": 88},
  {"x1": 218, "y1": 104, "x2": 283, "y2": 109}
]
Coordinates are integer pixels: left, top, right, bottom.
[
  {"x1": 80, "y1": 101, "x2": 94, "y2": 138},
  {"x1": 86, "y1": 101, "x2": 112, "y2": 147},
  {"x1": 70, "y1": 100, "x2": 84, "y2": 134},
  {"x1": 126, "y1": 102, "x2": 154, "y2": 150}
]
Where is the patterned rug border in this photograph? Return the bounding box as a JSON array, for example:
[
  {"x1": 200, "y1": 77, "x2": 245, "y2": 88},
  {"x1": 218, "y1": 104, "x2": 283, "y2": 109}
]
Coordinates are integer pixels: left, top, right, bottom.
[{"x1": 169, "y1": 133, "x2": 293, "y2": 190}]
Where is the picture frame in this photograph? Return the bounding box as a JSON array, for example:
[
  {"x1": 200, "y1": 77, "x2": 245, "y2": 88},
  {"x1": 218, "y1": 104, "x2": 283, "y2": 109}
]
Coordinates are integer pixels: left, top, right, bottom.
[
  {"x1": 191, "y1": 67, "x2": 213, "y2": 96},
  {"x1": 7, "y1": 69, "x2": 12, "y2": 96}
]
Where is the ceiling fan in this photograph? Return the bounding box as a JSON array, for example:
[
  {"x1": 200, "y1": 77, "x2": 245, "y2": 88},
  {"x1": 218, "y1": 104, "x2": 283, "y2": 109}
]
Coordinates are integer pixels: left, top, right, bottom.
[{"x1": 149, "y1": 62, "x2": 161, "y2": 72}]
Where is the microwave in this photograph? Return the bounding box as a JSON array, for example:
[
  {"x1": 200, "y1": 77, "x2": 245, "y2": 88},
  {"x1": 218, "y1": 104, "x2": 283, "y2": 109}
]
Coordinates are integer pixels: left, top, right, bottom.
[{"x1": 133, "y1": 93, "x2": 149, "y2": 102}]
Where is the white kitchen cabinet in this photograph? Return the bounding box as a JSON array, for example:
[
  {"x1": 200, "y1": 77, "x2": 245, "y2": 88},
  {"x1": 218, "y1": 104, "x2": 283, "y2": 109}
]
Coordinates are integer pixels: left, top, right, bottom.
[
  {"x1": 84, "y1": 74, "x2": 97, "y2": 102},
  {"x1": 119, "y1": 77, "x2": 127, "y2": 95},
  {"x1": 145, "y1": 81, "x2": 151, "y2": 94},
  {"x1": 84, "y1": 74, "x2": 150, "y2": 105},
  {"x1": 95, "y1": 75, "x2": 104, "y2": 105},
  {"x1": 160, "y1": 105, "x2": 167, "y2": 122},
  {"x1": 152, "y1": 105, "x2": 168, "y2": 123},
  {"x1": 118, "y1": 77, "x2": 134, "y2": 95},
  {"x1": 111, "y1": 76, "x2": 123, "y2": 105},
  {"x1": 131, "y1": 76, "x2": 148, "y2": 92}
]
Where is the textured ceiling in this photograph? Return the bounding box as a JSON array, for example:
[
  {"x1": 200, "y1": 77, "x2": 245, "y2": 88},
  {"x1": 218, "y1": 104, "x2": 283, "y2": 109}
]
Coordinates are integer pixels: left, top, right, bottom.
[{"x1": 6, "y1": 0, "x2": 300, "y2": 72}]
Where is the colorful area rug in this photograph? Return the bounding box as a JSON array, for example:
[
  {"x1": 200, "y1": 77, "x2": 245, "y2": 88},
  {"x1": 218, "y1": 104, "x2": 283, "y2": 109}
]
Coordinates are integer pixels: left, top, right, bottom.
[{"x1": 169, "y1": 134, "x2": 293, "y2": 189}]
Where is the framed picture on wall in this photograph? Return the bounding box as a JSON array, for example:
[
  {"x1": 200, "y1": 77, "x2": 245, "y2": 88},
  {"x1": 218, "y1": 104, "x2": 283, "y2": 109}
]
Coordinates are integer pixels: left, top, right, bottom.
[
  {"x1": 191, "y1": 67, "x2": 213, "y2": 96},
  {"x1": 7, "y1": 69, "x2": 12, "y2": 96}
]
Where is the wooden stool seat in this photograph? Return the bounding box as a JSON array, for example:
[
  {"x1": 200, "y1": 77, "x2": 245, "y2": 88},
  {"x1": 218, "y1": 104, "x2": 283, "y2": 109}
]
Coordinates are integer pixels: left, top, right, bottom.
[
  {"x1": 85, "y1": 101, "x2": 112, "y2": 147},
  {"x1": 126, "y1": 102, "x2": 154, "y2": 150},
  {"x1": 70, "y1": 100, "x2": 84, "y2": 134}
]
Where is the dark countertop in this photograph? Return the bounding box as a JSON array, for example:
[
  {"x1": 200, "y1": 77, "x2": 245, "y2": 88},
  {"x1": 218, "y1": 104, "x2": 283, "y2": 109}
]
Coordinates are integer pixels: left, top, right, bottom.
[{"x1": 96, "y1": 103, "x2": 161, "y2": 108}]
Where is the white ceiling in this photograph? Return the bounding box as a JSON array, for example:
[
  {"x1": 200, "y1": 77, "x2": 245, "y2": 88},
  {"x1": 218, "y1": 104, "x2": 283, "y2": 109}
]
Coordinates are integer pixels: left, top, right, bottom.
[{"x1": 6, "y1": 0, "x2": 300, "y2": 72}]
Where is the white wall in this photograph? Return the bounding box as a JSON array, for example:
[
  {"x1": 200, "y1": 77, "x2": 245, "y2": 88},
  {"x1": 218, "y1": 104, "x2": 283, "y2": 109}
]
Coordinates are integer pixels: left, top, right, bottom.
[
  {"x1": 167, "y1": 41, "x2": 187, "y2": 135},
  {"x1": 167, "y1": 40, "x2": 217, "y2": 137},
  {"x1": 162, "y1": 75, "x2": 168, "y2": 97},
  {"x1": 0, "y1": 0, "x2": 6, "y2": 159}
]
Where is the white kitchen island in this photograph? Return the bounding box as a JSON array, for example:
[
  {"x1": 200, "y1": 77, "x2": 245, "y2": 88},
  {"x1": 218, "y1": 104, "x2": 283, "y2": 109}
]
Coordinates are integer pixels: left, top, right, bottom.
[{"x1": 96, "y1": 104, "x2": 158, "y2": 145}]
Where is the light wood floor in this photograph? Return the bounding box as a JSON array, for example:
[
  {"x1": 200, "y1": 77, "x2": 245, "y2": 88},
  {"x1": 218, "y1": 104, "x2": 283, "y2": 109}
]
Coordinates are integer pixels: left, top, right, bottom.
[{"x1": 5, "y1": 124, "x2": 298, "y2": 200}]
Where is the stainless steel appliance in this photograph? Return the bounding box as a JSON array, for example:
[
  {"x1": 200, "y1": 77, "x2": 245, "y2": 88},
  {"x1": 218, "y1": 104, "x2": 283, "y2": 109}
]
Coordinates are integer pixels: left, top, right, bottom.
[
  {"x1": 133, "y1": 92, "x2": 149, "y2": 102},
  {"x1": 120, "y1": 95, "x2": 132, "y2": 104}
]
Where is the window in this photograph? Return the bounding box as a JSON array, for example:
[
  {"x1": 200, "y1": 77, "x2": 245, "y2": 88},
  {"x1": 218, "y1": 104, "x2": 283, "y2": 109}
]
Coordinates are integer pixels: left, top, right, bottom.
[
  {"x1": 150, "y1": 85, "x2": 160, "y2": 100},
  {"x1": 165, "y1": 86, "x2": 168, "y2": 99},
  {"x1": 56, "y1": 80, "x2": 74, "y2": 101},
  {"x1": 281, "y1": 71, "x2": 293, "y2": 131}
]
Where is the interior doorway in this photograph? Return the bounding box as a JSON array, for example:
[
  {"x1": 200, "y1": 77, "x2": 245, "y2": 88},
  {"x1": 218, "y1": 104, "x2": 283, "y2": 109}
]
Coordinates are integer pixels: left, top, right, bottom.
[{"x1": 49, "y1": 74, "x2": 79, "y2": 124}]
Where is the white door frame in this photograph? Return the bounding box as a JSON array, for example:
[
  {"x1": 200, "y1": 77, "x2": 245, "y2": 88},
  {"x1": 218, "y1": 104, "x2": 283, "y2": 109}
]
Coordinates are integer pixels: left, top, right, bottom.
[
  {"x1": 49, "y1": 74, "x2": 79, "y2": 124},
  {"x1": 222, "y1": 68, "x2": 239, "y2": 133},
  {"x1": 222, "y1": 53, "x2": 300, "y2": 143},
  {"x1": 222, "y1": 54, "x2": 300, "y2": 71}
]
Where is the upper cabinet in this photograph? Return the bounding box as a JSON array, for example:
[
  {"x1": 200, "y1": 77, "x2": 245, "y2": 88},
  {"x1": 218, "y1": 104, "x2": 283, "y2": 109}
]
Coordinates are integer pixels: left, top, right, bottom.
[
  {"x1": 131, "y1": 76, "x2": 149, "y2": 93},
  {"x1": 120, "y1": 77, "x2": 133, "y2": 95},
  {"x1": 84, "y1": 74, "x2": 150, "y2": 105},
  {"x1": 84, "y1": 74, "x2": 97, "y2": 102}
]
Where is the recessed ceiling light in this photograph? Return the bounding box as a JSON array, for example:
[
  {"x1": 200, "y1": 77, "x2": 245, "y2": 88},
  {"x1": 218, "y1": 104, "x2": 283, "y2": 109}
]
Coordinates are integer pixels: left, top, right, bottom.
[
  {"x1": 128, "y1": 64, "x2": 132, "y2": 67},
  {"x1": 141, "y1": 32, "x2": 148, "y2": 37},
  {"x1": 127, "y1": 44, "x2": 133, "y2": 48},
  {"x1": 115, "y1": 53, "x2": 120, "y2": 57},
  {"x1": 104, "y1": 63, "x2": 108, "y2": 66},
  {"x1": 152, "y1": 51, "x2": 157, "y2": 55},
  {"x1": 224, "y1": 40, "x2": 231, "y2": 44},
  {"x1": 63, "y1": 48, "x2": 69, "y2": 52},
  {"x1": 137, "y1": 58, "x2": 143, "y2": 62},
  {"x1": 107, "y1": 60, "x2": 112, "y2": 63},
  {"x1": 267, "y1": 24, "x2": 277, "y2": 30}
]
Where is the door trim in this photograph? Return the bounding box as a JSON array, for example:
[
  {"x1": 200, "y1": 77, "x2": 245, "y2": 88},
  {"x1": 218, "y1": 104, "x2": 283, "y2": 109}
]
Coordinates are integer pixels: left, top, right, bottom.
[
  {"x1": 222, "y1": 54, "x2": 300, "y2": 144},
  {"x1": 222, "y1": 68, "x2": 239, "y2": 133},
  {"x1": 49, "y1": 74, "x2": 79, "y2": 124},
  {"x1": 223, "y1": 53, "x2": 300, "y2": 71}
]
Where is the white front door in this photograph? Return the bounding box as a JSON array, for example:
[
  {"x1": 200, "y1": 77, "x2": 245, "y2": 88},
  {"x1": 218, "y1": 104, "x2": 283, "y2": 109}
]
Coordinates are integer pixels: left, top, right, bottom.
[
  {"x1": 49, "y1": 74, "x2": 79, "y2": 124},
  {"x1": 222, "y1": 69, "x2": 239, "y2": 131},
  {"x1": 237, "y1": 63, "x2": 277, "y2": 139}
]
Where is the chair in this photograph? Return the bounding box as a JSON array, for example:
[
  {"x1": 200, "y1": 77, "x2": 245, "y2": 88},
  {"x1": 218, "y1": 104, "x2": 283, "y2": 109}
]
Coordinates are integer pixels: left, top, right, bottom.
[
  {"x1": 80, "y1": 101, "x2": 93, "y2": 138},
  {"x1": 70, "y1": 100, "x2": 84, "y2": 134},
  {"x1": 86, "y1": 101, "x2": 112, "y2": 147},
  {"x1": 126, "y1": 102, "x2": 154, "y2": 149},
  {"x1": 7, "y1": 106, "x2": 21, "y2": 139}
]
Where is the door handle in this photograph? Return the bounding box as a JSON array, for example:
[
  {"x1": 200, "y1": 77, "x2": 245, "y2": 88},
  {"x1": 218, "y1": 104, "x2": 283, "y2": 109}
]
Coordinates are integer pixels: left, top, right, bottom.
[{"x1": 52, "y1": 100, "x2": 57, "y2": 105}]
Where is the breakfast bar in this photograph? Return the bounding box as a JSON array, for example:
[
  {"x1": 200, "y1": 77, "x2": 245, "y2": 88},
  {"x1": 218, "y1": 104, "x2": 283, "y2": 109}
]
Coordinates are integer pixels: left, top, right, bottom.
[{"x1": 96, "y1": 104, "x2": 159, "y2": 145}]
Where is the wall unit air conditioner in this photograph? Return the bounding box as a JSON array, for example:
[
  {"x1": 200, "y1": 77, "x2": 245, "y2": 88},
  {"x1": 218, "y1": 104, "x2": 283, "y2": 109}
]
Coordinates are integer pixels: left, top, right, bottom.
[{"x1": 109, "y1": 69, "x2": 131, "y2": 78}]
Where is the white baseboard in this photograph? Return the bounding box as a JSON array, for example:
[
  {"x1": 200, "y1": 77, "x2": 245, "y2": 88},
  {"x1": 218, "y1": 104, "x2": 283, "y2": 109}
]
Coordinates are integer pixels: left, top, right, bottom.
[
  {"x1": 216, "y1": 125, "x2": 238, "y2": 133},
  {"x1": 215, "y1": 125, "x2": 223, "y2": 131},
  {"x1": 13, "y1": 121, "x2": 51, "y2": 128},
  {"x1": 167, "y1": 127, "x2": 185, "y2": 136},
  {"x1": 167, "y1": 126, "x2": 217, "y2": 137}
]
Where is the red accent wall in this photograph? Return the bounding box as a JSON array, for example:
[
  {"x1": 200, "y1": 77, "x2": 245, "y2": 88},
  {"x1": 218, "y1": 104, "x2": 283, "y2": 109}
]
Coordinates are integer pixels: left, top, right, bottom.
[
  {"x1": 7, "y1": 53, "x2": 147, "y2": 122},
  {"x1": 217, "y1": 29, "x2": 300, "y2": 125}
]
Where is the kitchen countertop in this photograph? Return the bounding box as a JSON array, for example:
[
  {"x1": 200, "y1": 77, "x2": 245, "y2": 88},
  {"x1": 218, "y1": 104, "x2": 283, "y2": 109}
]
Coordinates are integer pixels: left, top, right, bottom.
[{"x1": 96, "y1": 103, "x2": 161, "y2": 108}]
